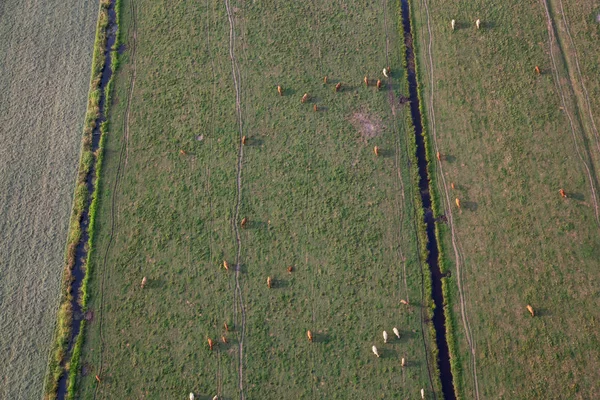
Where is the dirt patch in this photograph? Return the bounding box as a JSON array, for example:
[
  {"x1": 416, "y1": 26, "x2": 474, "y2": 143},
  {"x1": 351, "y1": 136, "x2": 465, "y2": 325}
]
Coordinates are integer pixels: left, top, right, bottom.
[{"x1": 349, "y1": 111, "x2": 384, "y2": 141}]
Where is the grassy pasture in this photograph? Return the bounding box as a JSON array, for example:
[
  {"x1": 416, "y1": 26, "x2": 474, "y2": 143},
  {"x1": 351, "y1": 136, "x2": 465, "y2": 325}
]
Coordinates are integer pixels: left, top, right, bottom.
[
  {"x1": 411, "y1": 0, "x2": 600, "y2": 398},
  {"x1": 76, "y1": 0, "x2": 441, "y2": 398},
  {"x1": 0, "y1": 1, "x2": 98, "y2": 398}
]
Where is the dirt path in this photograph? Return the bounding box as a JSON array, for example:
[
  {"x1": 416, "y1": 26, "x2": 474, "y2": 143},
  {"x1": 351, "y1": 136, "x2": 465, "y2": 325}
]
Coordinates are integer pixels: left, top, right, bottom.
[
  {"x1": 555, "y1": 0, "x2": 600, "y2": 157},
  {"x1": 223, "y1": 0, "x2": 247, "y2": 397},
  {"x1": 540, "y1": 0, "x2": 600, "y2": 225}
]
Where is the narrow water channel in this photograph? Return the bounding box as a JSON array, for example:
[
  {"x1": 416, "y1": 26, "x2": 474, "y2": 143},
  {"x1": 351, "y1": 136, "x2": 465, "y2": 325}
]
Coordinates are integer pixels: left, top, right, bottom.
[
  {"x1": 399, "y1": 0, "x2": 456, "y2": 398},
  {"x1": 56, "y1": 1, "x2": 117, "y2": 398}
]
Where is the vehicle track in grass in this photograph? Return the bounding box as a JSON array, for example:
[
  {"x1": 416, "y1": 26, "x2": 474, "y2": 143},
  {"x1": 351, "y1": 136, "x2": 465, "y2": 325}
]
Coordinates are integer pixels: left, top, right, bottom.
[
  {"x1": 555, "y1": 0, "x2": 600, "y2": 157},
  {"x1": 540, "y1": 0, "x2": 600, "y2": 226},
  {"x1": 223, "y1": 0, "x2": 247, "y2": 397},
  {"x1": 203, "y1": 0, "x2": 225, "y2": 395},
  {"x1": 414, "y1": 0, "x2": 480, "y2": 397},
  {"x1": 94, "y1": 0, "x2": 137, "y2": 398}
]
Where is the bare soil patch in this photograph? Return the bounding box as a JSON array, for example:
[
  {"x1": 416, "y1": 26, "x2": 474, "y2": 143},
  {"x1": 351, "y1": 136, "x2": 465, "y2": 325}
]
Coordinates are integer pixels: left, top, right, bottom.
[{"x1": 349, "y1": 110, "x2": 384, "y2": 141}]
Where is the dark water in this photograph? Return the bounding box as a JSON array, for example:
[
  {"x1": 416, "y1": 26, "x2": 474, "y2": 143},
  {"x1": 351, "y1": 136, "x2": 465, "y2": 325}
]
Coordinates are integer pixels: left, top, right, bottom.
[
  {"x1": 400, "y1": 0, "x2": 456, "y2": 398},
  {"x1": 56, "y1": 1, "x2": 117, "y2": 398}
]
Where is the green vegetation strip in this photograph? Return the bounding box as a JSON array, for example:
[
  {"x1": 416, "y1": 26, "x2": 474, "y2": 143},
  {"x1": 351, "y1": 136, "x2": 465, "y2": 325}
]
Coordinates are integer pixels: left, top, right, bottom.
[
  {"x1": 404, "y1": 0, "x2": 462, "y2": 397},
  {"x1": 44, "y1": 0, "x2": 119, "y2": 398},
  {"x1": 396, "y1": 0, "x2": 442, "y2": 394}
]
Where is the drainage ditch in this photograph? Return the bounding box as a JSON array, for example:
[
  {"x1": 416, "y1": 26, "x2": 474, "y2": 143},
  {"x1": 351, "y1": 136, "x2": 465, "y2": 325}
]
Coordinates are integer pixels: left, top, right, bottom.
[
  {"x1": 399, "y1": 0, "x2": 456, "y2": 398},
  {"x1": 56, "y1": 1, "x2": 117, "y2": 398}
]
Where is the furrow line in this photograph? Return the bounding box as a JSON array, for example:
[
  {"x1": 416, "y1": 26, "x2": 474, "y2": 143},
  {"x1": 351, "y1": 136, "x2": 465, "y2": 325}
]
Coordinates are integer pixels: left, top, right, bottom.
[
  {"x1": 540, "y1": 0, "x2": 600, "y2": 225},
  {"x1": 223, "y1": 0, "x2": 247, "y2": 398}
]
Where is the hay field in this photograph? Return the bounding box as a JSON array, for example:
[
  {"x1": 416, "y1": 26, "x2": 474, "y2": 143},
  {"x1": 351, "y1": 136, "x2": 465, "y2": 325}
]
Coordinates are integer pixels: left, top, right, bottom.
[
  {"x1": 0, "y1": 0, "x2": 99, "y2": 398},
  {"x1": 75, "y1": 0, "x2": 441, "y2": 398},
  {"x1": 411, "y1": 0, "x2": 600, "y2": 398}
]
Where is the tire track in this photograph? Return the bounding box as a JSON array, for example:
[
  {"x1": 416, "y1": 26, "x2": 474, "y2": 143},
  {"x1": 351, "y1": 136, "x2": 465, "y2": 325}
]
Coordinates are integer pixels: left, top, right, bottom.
[
  {"x1": 203, "y1": 0, "x2": 224, "y2": 396},
  {"x1": 223, "y1": 0, "x2": 247, "y2": 398},
  {"x1": 94, "y1": 0, "x2": 137, "y2": 398},
  {"x1": 540, "y1": 0, "x2": 600, "y2": 225},
  {"x1": 556, "y1": 0, "x2": 600, "y2": 157},
  {"x1": 417, "y1": 0, "x2": 480, "y2": 397},
  {"x1": 306, "y1": 2, "x2": 321, "y2": 396}
]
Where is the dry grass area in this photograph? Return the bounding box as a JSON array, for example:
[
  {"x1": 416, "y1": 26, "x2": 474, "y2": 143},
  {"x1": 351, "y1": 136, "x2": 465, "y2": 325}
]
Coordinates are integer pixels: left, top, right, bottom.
[
  {"x1": 411, "y1": 0, "x2": 600, "y2": 398},
  {"x1": 0, "y1": 0, "x2": 98, "y2": 398}
]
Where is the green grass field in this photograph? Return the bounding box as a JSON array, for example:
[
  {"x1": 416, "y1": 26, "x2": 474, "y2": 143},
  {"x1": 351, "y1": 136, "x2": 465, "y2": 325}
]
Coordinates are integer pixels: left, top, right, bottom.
[
  {"x1": 0, "y1": 1, "x2": 98, "y2": 398},
  {"x1": 76, "y1": 0, "x2": 440, "y2": 398},
  {"x1": 411, "y1": 0, "x2": 600, "y2": 398}
]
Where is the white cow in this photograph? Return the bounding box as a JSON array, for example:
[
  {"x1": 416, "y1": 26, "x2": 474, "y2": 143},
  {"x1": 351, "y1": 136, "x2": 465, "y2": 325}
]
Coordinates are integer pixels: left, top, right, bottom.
[
  {"x1": 372, "y1": 345, "x2": 380, "y2": 358},
  {"x1": 451, "y1": 19, "x2": 456, "y2": 30},
  {"x1": 476, "y1": 19, "x2": 481, "y2": 29},
  {"x1": 393, "y1": 327, "x2": 400, "y2": 338},
  {"x1": 383, "y1": 331, "x2": 388, "y2": 343}
]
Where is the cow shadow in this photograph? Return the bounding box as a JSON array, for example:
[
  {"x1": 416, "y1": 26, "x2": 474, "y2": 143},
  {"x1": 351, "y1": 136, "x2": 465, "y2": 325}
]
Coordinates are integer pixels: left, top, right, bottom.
[
  {"x1": 312, "y1": 332, "x2": 331, "y2": 344},
  {"x1": 462, "y1": 200, "x2": 478, "y2": 212},
  {"x1": 569, "y1": 192, "x2": 585, "y2": 201},
  {"x1": 442, "y1": 154, "x2": 457, "y2": 163}
]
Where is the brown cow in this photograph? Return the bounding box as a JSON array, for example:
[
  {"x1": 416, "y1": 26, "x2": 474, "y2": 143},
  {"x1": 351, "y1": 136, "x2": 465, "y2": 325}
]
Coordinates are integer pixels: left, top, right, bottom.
[
  {"x1": 221, "y1": 335, "x2": 228, "y2": 344},
  {"x1": 224, "y1": 322, "x2": 230, "y2": 332},
  {"x1": 535, "y1": 66, "x2": 541, "y2": 75},
  {"x1": 335, "y1": 82, "x2": 342, "y2": 92},
  {"x1": 241, "y1": 217, "x2": 248, "y2": 228},
  {"x1": 559, "y1": 189, "x2": 567, "y2": 198},
  {"x1": 324, "y1": 76, "x2": 328, "y2": 84},
  {"x1": 526, "y1": 305, "x2": 535, "y2": 317},
  {"x1": 307, "y1": 330, "x2": 313, "y2": 342},
  {"x1": 313, "y1": 104, "x2": 318, "y2": 112},
  {"x1": 451, "y1": 182, "x2": 455, "y2": 190},
  {"x1": 376, "y1": 79, "x2": 382, "y2": 90},
  {"x1": 301, "y1": 93, "x2": 309, "y2": 103},
  {"x1": 374, "y1": 146, "x2": 380, "y2": 157},
  {"x1": 287, "y1": 266, "x2": 294, "y2": 274},
  {"x1": 208, "y1": 338, "x2": 215, "y2": 351},
  {"x1": 278, "y1": 85, "x2": 283, "y2": 96},
  {"x1": 455, "y1": 198, "x2": 461, "y2": 209},
  {"x1": 180, "y1": 149, "x2": 187, "y2": 156},
  {"x1": 141, "y1": 276, "x2": 147, "y2": 289},
  {"x1": 436, "y1": 151, "x2": 441, "y2": 161},
  {"x1": 223, "y1": 260, "x2": 229, "y2": 271},
  {"x1": 400, "y1": 299, "x2": 409, "y2": 305},
  {"x1": 267, "y1": 276, "x2": 273, "y2": 288},
  {"x1": 242, "y1": 135, "x2": 247, "y2": 145},
  {"x1": 95, "y1": 375, "x2": 101, "y2": 383},
  {"x1": 364, "y1": 75, "x2": 369, "y2": 87}
]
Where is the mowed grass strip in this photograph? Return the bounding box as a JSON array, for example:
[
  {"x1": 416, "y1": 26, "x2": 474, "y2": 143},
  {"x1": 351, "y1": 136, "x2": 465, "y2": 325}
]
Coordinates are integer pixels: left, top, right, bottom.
[
  {"x1": 78, "y1": 0, "x2": 438, "y2": 398},
  {"x1": 411, "y1": 0, "x2": 600, "y2": 398}
]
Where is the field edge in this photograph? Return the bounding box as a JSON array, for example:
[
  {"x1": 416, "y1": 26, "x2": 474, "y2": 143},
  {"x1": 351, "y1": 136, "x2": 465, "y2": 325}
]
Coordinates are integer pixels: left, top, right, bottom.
[{"x1": 42, "y1": 0, "x2": 120, "y2": 398}]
